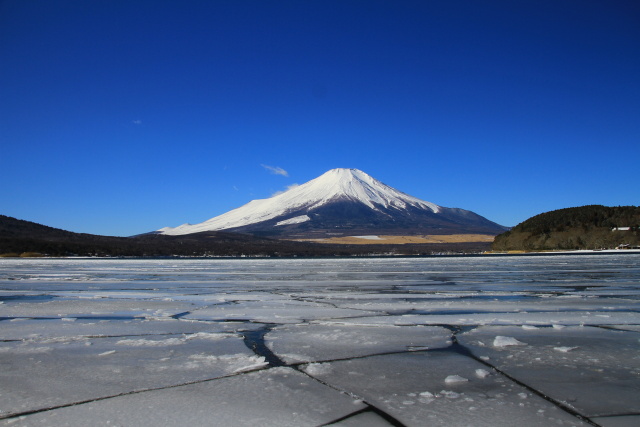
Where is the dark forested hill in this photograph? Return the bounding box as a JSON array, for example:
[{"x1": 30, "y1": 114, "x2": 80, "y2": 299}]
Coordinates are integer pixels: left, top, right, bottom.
[
  {"x1": 492, "y1": 205, "x2": 640, "y2": 251},
  {"x1": 0, "y1": 215, "x2": 328, "y2": 257},
  {"x1": 0, "y1": 215, "x2": 490, "y2": 257},
  {"x1": 0, "y1": 215, "x2": 83, "y2": 239}
]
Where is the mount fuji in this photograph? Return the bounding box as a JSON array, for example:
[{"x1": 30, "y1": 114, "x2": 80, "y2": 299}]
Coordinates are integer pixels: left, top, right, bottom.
[{"x1": 157, "y1": 168, "x2": 507, "y2": 238}]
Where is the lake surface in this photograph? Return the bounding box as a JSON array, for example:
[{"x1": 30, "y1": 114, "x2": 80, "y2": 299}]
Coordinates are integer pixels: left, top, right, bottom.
[{"x1": 1, "y1": 254, "x2": 639, "y2": 426}]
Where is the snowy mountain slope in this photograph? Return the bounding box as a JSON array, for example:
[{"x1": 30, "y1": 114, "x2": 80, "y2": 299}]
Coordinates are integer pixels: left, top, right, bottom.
[{"x1": 157, "y1": 168, "x2": 507, "y2": 237}]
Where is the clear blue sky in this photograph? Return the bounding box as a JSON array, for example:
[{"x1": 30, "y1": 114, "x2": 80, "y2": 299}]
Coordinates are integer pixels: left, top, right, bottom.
[{"x1": 1, "y1": 1, "x2": 639, "y2": 236}]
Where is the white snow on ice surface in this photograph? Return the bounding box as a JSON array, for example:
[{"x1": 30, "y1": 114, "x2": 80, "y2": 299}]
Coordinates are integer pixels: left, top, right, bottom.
[
  {"x1": 553, "y1": 346, "x2": 578, "y2": 353},
  {"x1": 493, "y1": 336, "x2": 528, "y2": 347},
  {"x1": 475, "y1": 369, "x2": 491, "y2": 379},
  {"x1": 0, "y1": 254, "x2": 638, "y2": 425},
  {"x1": 444, "y1": 374, "x2": 469, "y2": 384}
]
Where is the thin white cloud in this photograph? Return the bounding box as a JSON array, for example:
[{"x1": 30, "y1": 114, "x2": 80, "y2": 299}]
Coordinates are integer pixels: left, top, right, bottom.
[
  {"x1": 261, "y1": 164, "x2": 289, "y2": 177},
  {"x1": 132, "y1": 119, "x2": 142, "y2": 125},
  {"x1": 271, "y1": 183, "x2": 299, "y2": 197}
]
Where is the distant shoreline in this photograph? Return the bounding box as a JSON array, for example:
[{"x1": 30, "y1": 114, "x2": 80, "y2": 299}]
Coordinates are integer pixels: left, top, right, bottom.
[
  {"x1": 484, "y1": 248, "x2": 640, "y2": 256},
  {"x1": 2, "y1": 249, "x2": 639, "y2": 260}
]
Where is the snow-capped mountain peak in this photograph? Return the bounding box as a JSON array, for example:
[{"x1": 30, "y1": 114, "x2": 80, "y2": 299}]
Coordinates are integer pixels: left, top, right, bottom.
[
  {"x1": 159, "y1": 169, "x2": 440, "y2": 235},
  {"x1": 157, "y1": 168, "x2": 505, "y2": 237},
  {"x1": 275, "y1": 168, "x2": 440, "y2": 212}
]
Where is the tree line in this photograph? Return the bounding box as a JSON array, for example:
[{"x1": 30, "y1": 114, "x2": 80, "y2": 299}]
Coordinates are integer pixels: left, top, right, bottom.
[{"x1": 492, "y1": 205, "x2": 640, "y2": 251}]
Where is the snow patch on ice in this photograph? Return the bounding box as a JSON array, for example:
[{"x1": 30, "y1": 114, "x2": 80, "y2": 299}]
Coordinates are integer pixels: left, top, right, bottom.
[
  {"x1": 303, "y1": 363, "x2": 333, "y2": 376},
  {"x1": 475, "y1": 369, "x2": 491, "y2": 378},
  {"x1": 439, "y1": 390, "x2": 462, "y2": 399},
  {"x1": 116, "y1": 338, "x2": 186, "y2": 346},
  {"x1": 116, "y1": 333, "x2": 232, "y2": 347},
  {"x1": 184, "y1": 354, "x2": 267, "y2": 372},
  {"x1": 493, "y1": 336, "x2": 527, "y2": 347},
  {"x1": 444, "y1": 375, "x2": 469, "y2": 384},
  {"x1": 554, "y1": 346, "x2": 578, "y2": 353},
  {"x1": 184, "y1": 332, "x2": 231, "y2": 341}
]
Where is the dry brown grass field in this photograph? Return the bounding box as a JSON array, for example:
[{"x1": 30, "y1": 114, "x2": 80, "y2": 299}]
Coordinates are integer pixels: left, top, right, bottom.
[{"x1": 290, "y1": 234, "x2": 496, "y2": 245}]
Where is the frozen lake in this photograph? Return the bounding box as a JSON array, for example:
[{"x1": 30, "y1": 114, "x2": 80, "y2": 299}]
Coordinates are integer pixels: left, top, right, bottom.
[{"x1": 1, "y1": 254, "x2": 639, "y2": 426}]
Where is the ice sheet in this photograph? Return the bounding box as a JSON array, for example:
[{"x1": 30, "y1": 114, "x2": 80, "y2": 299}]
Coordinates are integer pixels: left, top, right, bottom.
[
  {"x1": 300, "y1": 352, "x2": 589, "y2": 426},
  {"x1": 591, "y1": 415, "x2": 640, "y2": 427},
  {"x1": 182, "y1": 300, "x2": 379, "y2": 324},
  {"x1": 328, "y1": 410, "x2": 395, "y2": 426},
  {"x1": 458, "y1": 325, "x2": 640, "y2": 417},
  {"x1": 0, "y1": 298, "x2": 196, "y2": 319},
  {"x1": 3, "y1": 368, "x2": 366, "y2": 427},
  {"x1": 0, "y1": 332, "x2": 263, "y2": 417},
  {"x1": 0, "y1": 318, "x2": 262, "y2": 341},
  {"x1": 265, "y1": 324, "x2": 451, "y2": 363},
  {"x1": 319, "y1": 311, "x2": 640, "y2": 326},
  {"x1": 266, "y1": 324, "x2": 452, "y2": 363},
  {"x1": 0, "y1": 254, "x2": 638, "y2": 425}
]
